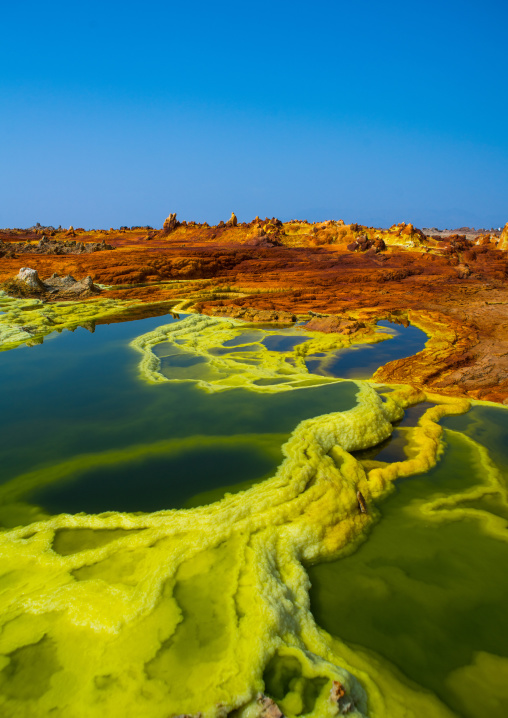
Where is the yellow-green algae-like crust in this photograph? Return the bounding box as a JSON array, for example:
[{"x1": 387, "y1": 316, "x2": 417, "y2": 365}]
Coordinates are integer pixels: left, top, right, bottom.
[
  {"x1": 0, "y1": 374, "x2": 477, "y2": 718},
  {"x1": 0, "y1": 291, "x2": 176, "y2": 351},
  {"x1": 129, "y1": 314, "x2": 392, "y2": 392}
]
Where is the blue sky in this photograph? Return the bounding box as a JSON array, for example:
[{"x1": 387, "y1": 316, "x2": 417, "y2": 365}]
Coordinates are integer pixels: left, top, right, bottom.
[{"x1": 1, "y1": 0, "x2": 507, "y2": 229}]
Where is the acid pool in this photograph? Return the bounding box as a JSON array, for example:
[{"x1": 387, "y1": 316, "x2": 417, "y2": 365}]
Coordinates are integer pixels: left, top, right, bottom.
[{"x1": 0, "y1": 310, "x2": 506, "y2": 718}]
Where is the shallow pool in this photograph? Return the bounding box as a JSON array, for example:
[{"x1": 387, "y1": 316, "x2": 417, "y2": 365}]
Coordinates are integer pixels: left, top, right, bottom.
[
  {"x1": 0, "y1": 311, "x2": 507, "y2": 718},
  {"x1": 305, "y1": 320, "x2": 427, "y2": 379}
]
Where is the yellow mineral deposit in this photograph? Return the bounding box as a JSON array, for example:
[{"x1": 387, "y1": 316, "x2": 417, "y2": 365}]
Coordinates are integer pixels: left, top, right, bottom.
[
  {"x1": 0, "y1": 311, "x2": 505, "y2": 717},
  {"x1": 130, "y1": 314, "x2": 389, "y2": 392},
  {"x1": 0, "y1": 291, "x2": 176, "y2": 351}
]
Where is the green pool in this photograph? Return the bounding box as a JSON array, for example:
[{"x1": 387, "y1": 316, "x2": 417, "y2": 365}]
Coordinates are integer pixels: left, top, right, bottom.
[{"x1": 0, "y1": 310, "x2": 506, "y2": 718}]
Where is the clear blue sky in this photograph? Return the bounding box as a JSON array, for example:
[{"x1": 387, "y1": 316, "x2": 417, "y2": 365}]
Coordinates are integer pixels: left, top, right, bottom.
[{"x1": 1, "y1": 0, "x2": 507, "y2": 229}]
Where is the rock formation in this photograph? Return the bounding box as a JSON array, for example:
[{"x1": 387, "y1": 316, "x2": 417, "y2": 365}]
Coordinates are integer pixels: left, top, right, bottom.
[
  {"x1": 44, "y1": 273, "x2": 100, "y2": 296},
  {"x1": 0, "y1": 242, "x2": 16, "y2": 258},
  {"x1": 499, "y1": 222, "x2": 508, "y2": 251},
  {"x1": 17, "y1": 267, "x2": 45, "y2": 291},
  {"x1": 0, "y1": 236, "x2": 114, "y2": 256},
  {"x1": 161, "y1": 213, "x2": 179, "y2": 235},
  {"x1": 347, "y1": 236, "x2": 385, "y2": 253},
  {"x1": 11, "y1": 268, "x2": 100, "y2": 298},
  {"x1": 0, "y1": 216, "x2": 507, "y2": 401},
  {"x1": 256, "y1": 693, "x2": 284, "y2": 717},
  {"x1": 304, "y1": 315, "x2": 367, "y2": 335},
  {"x1": 330, "y1": 680, "x2": 357, "y2": 714}
]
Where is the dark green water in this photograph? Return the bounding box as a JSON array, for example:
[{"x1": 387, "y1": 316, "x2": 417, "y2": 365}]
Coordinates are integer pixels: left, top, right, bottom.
[
  {"x1": 0, "y1": 316, "x2": 430, "y2": 520},
  {"x1": 0, "y1": 314, "x2": 359, "y2": 520},
  {"x1": 351, "y1": 401, "x2": 435, "y2": 464},
  {"x1": 308, "y1": 405, "x2": 508, "y2": 718},
  {"x1": 2, "y1": 312, "x2": 508, "y2": 717}
]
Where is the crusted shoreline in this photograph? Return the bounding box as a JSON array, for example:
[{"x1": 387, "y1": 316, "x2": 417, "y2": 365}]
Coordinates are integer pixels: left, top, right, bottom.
[{"x1": 1, "y1": 216, "x2": 507, "y2": 403}]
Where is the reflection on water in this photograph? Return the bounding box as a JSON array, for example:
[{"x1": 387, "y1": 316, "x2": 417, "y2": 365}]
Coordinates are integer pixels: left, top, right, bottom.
[
  {"x1": 208, "y1": 344, "x2": 263, "y2": 356},
  {"x1": 261, "y1": 335, "x2": 311, "y2": 351},
  {"x1": 223, "y1": 331, "x2": 265, "y2": 347},
  {"x1": 306, "y1": 320, "x2": 427, "y2": 379},
  {"x1": 0, "y1": 315, "x2": 358, "y2": 520},
  {"x1": 1, "y1": 311, "x2": 508, "y2": 717}
]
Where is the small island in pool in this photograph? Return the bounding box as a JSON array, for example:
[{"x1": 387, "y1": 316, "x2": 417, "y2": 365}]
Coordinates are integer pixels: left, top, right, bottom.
[{"x1": 0, "y1": 215, "x2": 507, "y2": 718}]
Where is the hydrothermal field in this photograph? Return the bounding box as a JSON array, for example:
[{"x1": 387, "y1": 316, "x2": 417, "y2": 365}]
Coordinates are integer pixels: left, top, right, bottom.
[{"x1": 0, "y1": 300, "x2": 507, "y2": 718}]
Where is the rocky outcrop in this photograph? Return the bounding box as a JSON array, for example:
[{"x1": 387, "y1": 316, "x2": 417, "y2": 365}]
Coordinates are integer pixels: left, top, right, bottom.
[
  {"x1": 422, "y1": 226, "x2": 503, "y2": 242},
  {"x1": 209, "y1": 305, "x2": 297, "y2": 323},
  {"x1": 499, "y1": 222, "x2": 508, "y2": 252},
  {"x1": 227, "y1": 212, "x2": 238, "y2": 227},
  {"x1": 1, "y1": 218, "x2": 507, "y2": 402},
  {"x1": 161, "y1": 213, "x2": 179, "y2": 235},
  {"x1": 243, "y1": 234, "x2": 281, "y2": 248},
  {"x1": 0, "y1": 242, "x2": 17, "y2": 258},
  {"x1": 3, "y1": 236, "x2": 114, "y2": 255},
  {"x1": 256, "y1": 693, "x2": 284, "y2": 717},
  {"x1": 347, "y1": 236, "x2": 385, "y2": 253},
  {"x1": 12, "y1": 268, "x2": 101, "y2": 298},
  {"x1": 330, "y1": 680, "x2": 356, "y2": 714},
  {"x1": 44, "y1": 273, "x2": 100, "y2": 296},
  {"x1": 386, "y1": 222, "x2": 428, "y2": 248},
  {"x1": 17, "y1": 267, "x2": 46, "y2": 291},
  {"x1": 456, "y1": 263, "x2": 471, "y2": 279},
  {"x1": 304, "y1": 315, "x2": 367, "y2": 335}
]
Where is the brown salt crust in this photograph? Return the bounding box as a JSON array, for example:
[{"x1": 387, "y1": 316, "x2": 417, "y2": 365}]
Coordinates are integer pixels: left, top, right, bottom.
[{"x1": 1, "y1": 218, "x2": 506, "y2": 402}]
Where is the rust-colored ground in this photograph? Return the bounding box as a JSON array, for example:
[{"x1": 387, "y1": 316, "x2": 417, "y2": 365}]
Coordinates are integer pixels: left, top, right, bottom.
[{"x1": 1, "y1": 218, "x2": 507, "y2": 403}]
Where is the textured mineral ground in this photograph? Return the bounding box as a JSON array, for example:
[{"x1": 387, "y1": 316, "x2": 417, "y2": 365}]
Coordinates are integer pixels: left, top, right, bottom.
[
  {"x1": 1, "y1": 216, "x2": 508, "y2": 718},
  {"x1": 1, "y1": 215, "x2": 507, "y2": 403}
]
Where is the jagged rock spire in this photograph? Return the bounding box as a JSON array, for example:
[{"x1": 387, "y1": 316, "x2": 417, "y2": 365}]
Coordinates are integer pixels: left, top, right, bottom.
[{"x1": 161, "y1": 213, "x2": 178, "y2": 234}]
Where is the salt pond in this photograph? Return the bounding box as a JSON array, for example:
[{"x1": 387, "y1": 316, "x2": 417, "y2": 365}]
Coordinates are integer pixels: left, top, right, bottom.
[{"x1": 0, "y1": 312, "x2": 506, "y2": 718}]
